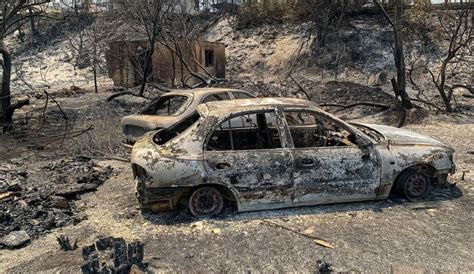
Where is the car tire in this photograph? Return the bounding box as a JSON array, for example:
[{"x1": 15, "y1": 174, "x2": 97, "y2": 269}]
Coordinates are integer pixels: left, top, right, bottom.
[
  {"x1": 188, "y1": 187, "x2": 224, "y2": 218},
  {"x1": 397, "y1": 169, "x2": 431, "y2": 202}
]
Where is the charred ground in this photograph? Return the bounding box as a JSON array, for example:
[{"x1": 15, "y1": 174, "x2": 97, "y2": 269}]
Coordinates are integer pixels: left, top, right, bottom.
[
  {"x1": 0, "y1": 8, "x2": 473, "y2": 273},
  {"x1": 0, "y1": 85, "x2": 473, "y2": 272}
]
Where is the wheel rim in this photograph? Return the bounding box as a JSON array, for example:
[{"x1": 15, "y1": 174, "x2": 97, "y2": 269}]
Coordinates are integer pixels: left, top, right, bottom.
[
  {"x1": 190, "y1": 188, "x2": 222, "y2": 216},
  {"x1": 405, "y1": 173, "x2": 428, "y2": 198}
]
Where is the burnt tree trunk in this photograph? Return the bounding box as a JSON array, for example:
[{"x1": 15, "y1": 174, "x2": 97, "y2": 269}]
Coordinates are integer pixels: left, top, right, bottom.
[
  {"x1": 0, "y1": 44, "x2": 12, "y2": 123},
  {"x1": 437, "y1": 60, "x2": 454, "y2": 112},
  {"x1": 28, "y1": 7, "x2": 39, "y2": 37},
  {"x1": 93, "y1": 67, "x2": 98, "y2": 94},
  {"x1": 393, "y1": 0, "x2": 413, "y2": 109},
  {"x1": 138, "y1": 48, "x2": 154, "y2": 96}
]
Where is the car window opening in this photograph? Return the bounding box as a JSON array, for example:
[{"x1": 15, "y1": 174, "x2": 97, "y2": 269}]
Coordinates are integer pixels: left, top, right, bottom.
[
  {"x1": 207, "y1": 112, "x2": 282, "y2": 151},
  {"x1": 141, "y1": 95, "x2": 189, "y2": 116},
  {"x1": 352, "y1": 124, "x2": 383, "y2": 143},
  {"x1": 153, "y1": 112, "x2": 200, "y2": 145},
  {"x1": 285, "y1": 111, "x2": 357, "y2": 148},
  {"x1": 232, "y1": 92, "x2": 254, "y2": 99},
  {"x1": 201, "y1": 93, "x2": 231, "y2": 103}
]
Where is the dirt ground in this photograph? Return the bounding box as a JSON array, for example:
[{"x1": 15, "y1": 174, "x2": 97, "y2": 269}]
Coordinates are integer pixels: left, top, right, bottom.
[
  {"x1": 1, "y1": 10, "x2": 473, "y2": 272},
  {"x1": 1, "y1": 91, "x2": 473, "y2": 273}
]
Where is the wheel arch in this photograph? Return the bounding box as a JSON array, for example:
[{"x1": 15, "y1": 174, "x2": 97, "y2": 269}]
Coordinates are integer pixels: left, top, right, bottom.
[
  {"x1": 179, "y1": 182, "x2": 241, "y2": 209},
  {"x1": 390, "y1": 163, "x2": 436, "y2": 194}
]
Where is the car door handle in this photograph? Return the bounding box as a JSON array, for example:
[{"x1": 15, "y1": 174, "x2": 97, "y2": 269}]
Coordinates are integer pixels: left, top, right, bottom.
[
  {"x1": 300, "y1": 158, "x2": 315, "y2": 167},
  {"x1": 215, "y1": 162, "x2": 231, "y2": 170}
]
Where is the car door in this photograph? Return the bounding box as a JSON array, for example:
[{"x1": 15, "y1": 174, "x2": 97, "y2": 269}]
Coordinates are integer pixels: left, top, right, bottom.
[
  {"x1": 283, "y1": 110, "x2": 381, "y2": 204},
  {"x1": 203, "y1": 110, "x2": 294, "y2": 209}
]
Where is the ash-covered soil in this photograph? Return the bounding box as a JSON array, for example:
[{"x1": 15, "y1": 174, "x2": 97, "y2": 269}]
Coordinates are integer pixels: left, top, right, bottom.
[
  {"x1": 0, "y1": 89, "x2": 473, "y2": 272},
  {"x1": 1, "y1": 12, "x2": 472, "y2": 272}
]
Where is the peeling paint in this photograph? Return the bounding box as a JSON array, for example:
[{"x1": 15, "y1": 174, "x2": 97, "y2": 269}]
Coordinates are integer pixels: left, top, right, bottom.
[{"x1": 131, "y1": 98, "x2": 455, "y2": 213}]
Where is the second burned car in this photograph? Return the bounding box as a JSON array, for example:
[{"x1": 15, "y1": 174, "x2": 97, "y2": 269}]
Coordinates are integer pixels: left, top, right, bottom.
[
  {"x1": 131, "y1": 98, "x2": 455, "y2": 218},
  {"x1": 121, "y1": 88, "x2": 254, "y2": 150}
]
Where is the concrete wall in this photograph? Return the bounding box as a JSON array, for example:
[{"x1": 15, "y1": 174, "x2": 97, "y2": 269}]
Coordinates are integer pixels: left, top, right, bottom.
[{"x1": 106, "y1": 40, "x2": 225, "y2": 88}]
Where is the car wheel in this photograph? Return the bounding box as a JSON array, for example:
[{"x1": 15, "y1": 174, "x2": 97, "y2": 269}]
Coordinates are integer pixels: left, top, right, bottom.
[
  {"x1": 398, "y1": 169, "x2": 431, "y2": 202},
  {"x1": 188, "y1": 187, "x2": 224, "y2": 218}
]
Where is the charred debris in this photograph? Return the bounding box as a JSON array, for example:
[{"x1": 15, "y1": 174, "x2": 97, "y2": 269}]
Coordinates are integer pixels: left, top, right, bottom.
[{"x1": 0, "y1": 156, "x2": 113, "y2": 249}]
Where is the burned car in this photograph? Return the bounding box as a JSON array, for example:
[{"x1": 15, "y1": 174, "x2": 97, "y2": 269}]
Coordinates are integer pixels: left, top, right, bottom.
[
  {"x1": 121, "y1": 88, "x2": 254, "y2": 150},
  {"x1": 131, "y1": 98, "x2": 455, "y2": 218}
]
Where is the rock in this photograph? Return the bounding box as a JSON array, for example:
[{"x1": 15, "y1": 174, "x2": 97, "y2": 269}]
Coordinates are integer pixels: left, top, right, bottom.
[
  {"x1": 130, "y1": 264, "x2": 145, "y2": 274},
  {"x1": 113, "y1": 86, "x2": 126, "y2": 92},
  {"x1": 0, "y1": 192, "x2": 14, "y2": 201},
  {"x1": 211, "y1": 228, "x2": 221, "y2": 235},
  {"x1": 0, "y1": 180, "x2": 9, "y2": 192},
  {"x1": 1, "y1": 230, "x2": 31, "y2": 249},
  {"x1": 452, "y1": 86, "x2": 472, "y2": 97},
  {"x1": 7, "y1": 182, "x2": 22, "y2": 192},
  {"x1": 50, "y1": 196, "x2": 69, "y2": 209},
  {"x1": 368, "y1": 71, "x2": 387, "y2": 86}
]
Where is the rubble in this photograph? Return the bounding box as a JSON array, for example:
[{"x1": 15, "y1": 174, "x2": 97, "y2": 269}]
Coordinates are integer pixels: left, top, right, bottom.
[
  {"x1": 1, "y1": 230, "x2": 31, "y2": 249},
  {"x1": 35, "y1": 156, "x2": 114, "y2": 198},
  {"x1": 0, "y1": 157, "x2": 113, "y2": 244}
]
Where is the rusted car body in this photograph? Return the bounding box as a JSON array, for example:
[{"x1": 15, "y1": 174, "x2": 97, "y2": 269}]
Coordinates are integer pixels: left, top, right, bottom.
[
  {"x1": 121, "y1": 88, "x2": 254, "y2": 150},
  {"x1": 131, "y1": 98, "x2": 455, "y2": 217}
]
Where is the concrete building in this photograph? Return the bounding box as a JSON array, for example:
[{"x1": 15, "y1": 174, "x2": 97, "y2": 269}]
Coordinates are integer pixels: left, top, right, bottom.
[{"x1": 106, "y1": 40, "x2": 225, "y2": 88}]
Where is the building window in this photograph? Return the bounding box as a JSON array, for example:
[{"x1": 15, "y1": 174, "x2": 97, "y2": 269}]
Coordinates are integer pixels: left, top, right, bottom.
[{"x1": 205, "y1": 50, "x2": 214, "y2": 67}]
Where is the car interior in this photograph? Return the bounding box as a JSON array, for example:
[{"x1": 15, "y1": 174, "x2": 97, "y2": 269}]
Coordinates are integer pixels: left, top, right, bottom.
[
  {"x1": 207, "y1": 110, "x2": 357, "y2": 151},
  {"x1": 207, "y1": 111, "x2": 281, "y2": 151},
  {"x1": 285, "y1": 111, "x2": 357, "y2": 148},
  {"x1": 141, "y1": 95, "x2": 189, "y2": 116}
]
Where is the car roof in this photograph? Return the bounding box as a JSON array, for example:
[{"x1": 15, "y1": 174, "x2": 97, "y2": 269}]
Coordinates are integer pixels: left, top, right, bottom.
[
  {"x1": 198, "y1": 97, "x2": 320, "y2": 117},
  {"x1": 163, "y1": 88, "x2": 249, "y2": 97}
]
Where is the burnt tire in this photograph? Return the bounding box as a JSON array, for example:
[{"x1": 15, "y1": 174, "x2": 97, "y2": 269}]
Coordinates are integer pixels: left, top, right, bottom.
[
  {"x1": 188, "y1": 187, "x2": 224, "y2": 218},
  {"x1": 397, "y1": 169, "x2": 431, "y2": 202}
]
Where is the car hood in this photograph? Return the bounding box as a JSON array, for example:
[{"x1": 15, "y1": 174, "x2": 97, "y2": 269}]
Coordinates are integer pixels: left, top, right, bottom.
[
  {"x1": 121, "y1": 115, "x2": 178, "y2": 131},
  {"x1": 360, "y1": 123, "x2": 447, "y2": 147}
]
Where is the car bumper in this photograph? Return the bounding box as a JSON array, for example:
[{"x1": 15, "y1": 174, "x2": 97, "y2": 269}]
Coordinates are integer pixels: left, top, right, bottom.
[{"x1": 135, "y1": 178, "x2": 190, "y2": 212}]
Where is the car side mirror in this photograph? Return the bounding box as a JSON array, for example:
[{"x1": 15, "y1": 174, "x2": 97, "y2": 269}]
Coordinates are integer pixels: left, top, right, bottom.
[{"x1": 359, "y1": 141, "x2": 373, "y2": 160}]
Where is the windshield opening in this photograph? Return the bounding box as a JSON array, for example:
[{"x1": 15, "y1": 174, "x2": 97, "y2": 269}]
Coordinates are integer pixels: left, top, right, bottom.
[
  {"x1": 352, "y1": 124, "x2": 384, "y2": 143},
  {"x1": 141, "y1": 95, "x2": 189, "y2": 116}
]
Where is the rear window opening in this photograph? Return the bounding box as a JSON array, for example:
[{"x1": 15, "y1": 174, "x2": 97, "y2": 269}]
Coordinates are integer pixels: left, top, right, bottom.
[
  {"x1": 141, "y1": 95, "x2": 189, "y2": 116},
  {"x1": 153, "y1": 112, "x2": 200, "y2": 145}
]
